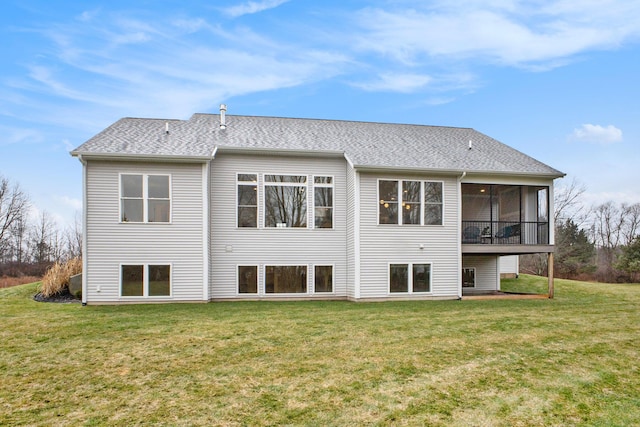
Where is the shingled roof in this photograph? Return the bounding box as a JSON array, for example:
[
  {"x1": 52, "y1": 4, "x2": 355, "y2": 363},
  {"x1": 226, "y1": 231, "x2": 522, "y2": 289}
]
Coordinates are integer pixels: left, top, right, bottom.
[{"x1": 71, "y1": 113, "x2": 564, "y2": 177}]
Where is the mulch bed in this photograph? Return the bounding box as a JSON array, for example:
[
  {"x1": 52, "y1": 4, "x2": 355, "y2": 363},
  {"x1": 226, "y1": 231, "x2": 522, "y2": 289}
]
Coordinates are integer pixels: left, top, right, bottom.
[{"x1": 33, "y1": 288, "x2": 80, "y2": 303}]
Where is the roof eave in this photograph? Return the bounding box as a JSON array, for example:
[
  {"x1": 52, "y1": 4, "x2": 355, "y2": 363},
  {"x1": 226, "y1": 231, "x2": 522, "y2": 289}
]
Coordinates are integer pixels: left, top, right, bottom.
[
  {"x1": 215, "y1": 145, "x2": 345, "y2": 158},
  {"x1": 352, "y1": 164, "x2": 565, "y2": 179},
  {"x1": 69, "y1": 151, "x2": 211, "y2": 163}
]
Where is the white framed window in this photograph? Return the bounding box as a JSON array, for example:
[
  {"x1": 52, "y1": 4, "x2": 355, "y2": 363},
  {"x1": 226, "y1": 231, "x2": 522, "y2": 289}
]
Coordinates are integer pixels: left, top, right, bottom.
[
  {"x1": 265, "y1": 265, "x2": 308, "y2": 294},
  {"x1": 424, "y1": 181, "x2": 443, "y2": 225},
  {"x1": 120, "y1": 174, "x2": 171, "y2": 223},
  {"x1": 379, "y1": 180, "x2": 399, "y2": 224},
  {"x1": 378, "y1": 179, "x2": 443, "y2": 226},
  {"x1": 237, "y1": 174, "x2": 258, "y2": 228},
  {"x1": 402, "y1": 180, "x2": 421, "y2": 225},
  {"x1": 237, "y1": 265, "x2": 258, "y2": 294},
  {"x1": 462, "y1": 267, "x2": 476, "y2": 288},
  {"x1": 264, "y1": 175, "x2": 307, "y2": 228},
  {"x1": 313, "y1": 176, "x2": 333, "y2": 229},
  {"x1": 120, "y1": 264, "x2": 171, "y2": 297},
  {"x1": 314, "y1": 265, "x2": 333, "y2": 293},
  {"x1": 389, "y1": 263, "x2": 431, "y2": 293}
]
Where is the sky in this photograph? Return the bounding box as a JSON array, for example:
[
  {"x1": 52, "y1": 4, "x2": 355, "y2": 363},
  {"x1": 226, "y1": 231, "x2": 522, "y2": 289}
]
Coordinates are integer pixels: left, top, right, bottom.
[{"x1": 1, "y1": 0, "x2": 639, "y2": 227}]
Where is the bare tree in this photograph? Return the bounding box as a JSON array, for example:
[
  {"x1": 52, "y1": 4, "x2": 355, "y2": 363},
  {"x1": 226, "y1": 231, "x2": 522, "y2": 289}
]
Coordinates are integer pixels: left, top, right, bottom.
[
  {"x1": 591, "y1": 202, "x2": 625, "y2": 250},
  {"x1": 64, "y1": 211, "x2": 83, "y2": 259},
  {"x1": 9, "y1": 212, "x2": 28, "y2": 264},
  {"x1": 554, "y1": 178, "x2": 587, "y2": 225},
  {"x1": 29, "y1": 210, "x2": 55, "y2": 265},
  {"x1": 621, "y1": 203, "x2": 640, "y2": 246},
  {"x1": 589, "y1": 201, "x2": 640, "y2": 281},
  {"x1": 0, "y1": 175, "x2": 30, "y2": 259}
]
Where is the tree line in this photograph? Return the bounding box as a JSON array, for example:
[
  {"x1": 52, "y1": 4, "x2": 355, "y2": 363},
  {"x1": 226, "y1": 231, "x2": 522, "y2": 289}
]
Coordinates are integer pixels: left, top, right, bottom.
[
  {"x1": 0, "y1": 174, "x2": 82, "y2": 277},
  {"x1": 522, "y1": 179, "x2": 640, "y2": 283}
]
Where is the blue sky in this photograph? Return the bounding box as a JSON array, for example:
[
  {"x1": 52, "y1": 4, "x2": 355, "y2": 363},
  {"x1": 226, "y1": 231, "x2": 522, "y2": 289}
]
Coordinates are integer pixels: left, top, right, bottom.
[{"x1": 1, "y1": 0, "x2": 639, "y2": 226}]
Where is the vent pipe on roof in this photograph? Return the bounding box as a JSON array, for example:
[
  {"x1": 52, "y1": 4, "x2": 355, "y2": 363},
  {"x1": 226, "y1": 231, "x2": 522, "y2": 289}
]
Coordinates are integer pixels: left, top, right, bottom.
[
  {"x1": 165, "y1": 122, "x2": 169, "y2": 134},
  {"x1": 220, "y1": 104, "x2": 227, "y2": 130},
  {"x1": 468, "y1": 140, "x2": 473, "y2": 150}
]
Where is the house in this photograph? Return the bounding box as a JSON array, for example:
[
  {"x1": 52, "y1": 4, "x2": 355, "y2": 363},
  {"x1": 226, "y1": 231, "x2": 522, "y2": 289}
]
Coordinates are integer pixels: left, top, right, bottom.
[{"x1": 70, "y1": 106, "x2": 564, "y2": 304}]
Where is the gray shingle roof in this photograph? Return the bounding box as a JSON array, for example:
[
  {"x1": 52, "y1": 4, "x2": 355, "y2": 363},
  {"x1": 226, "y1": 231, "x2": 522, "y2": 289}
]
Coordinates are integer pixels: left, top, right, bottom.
[{"x1": 71, "y1": 113, "x2": 564, "y2": 177}]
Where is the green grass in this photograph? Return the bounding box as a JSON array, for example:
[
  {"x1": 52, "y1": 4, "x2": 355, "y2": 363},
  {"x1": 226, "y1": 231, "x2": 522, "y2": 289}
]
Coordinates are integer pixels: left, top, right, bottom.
[
  {"x1": 501, "y1": 274, "x2": 552, "y2": 294},
  {"x1": 2, "y1": 276, "x2": 640, "y2": 426}
]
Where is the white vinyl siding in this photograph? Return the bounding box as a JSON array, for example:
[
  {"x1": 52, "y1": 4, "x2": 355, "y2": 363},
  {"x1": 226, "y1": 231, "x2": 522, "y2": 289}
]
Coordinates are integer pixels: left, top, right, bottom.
[
  {"x1": 500, "y1": 255, "x2": 519, "y2": 277},
  {"x1": 209, "y1": 153, "x2": 347, "y2": 299},
  {"x1": 359, "y1": 172, "x2": 460, "y2": 299},
  {"x1": 84, "y1": 161, "x2": 206, "y2": 303},
  {"x1": 345, "y1": 166, "x2": 358, "y2": 299},
  {"x1": 463, "y1": 255, "x2": 499, "y2": 291}
]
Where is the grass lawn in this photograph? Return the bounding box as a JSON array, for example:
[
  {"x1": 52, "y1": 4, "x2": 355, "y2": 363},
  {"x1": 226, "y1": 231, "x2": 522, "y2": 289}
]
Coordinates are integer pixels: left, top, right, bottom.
[{"x1": 2, "y1": 276, "x2": 640, "y2": 426}]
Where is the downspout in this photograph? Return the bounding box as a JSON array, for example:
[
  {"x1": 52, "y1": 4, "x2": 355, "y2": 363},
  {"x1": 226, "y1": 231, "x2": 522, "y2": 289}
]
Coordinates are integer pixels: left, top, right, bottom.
[
  {"x1": 78, "y1": 155, "x2": 88, "y2": 306},
  {"x1": 457, "y1": 171, "x2": 466, "y2": 300},
  {"x1": 205, "y1": 147, "x2": 217, "y2": 300}
]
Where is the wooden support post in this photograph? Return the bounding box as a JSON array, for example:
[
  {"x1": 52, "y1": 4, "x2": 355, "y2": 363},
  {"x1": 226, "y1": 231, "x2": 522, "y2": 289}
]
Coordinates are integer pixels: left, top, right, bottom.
[{"x1": 548, "y1": 252, "x2": 554, "y2": 299}]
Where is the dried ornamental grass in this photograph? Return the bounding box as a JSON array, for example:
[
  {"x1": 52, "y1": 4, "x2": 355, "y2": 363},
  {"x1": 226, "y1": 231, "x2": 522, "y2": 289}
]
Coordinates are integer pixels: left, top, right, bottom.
[{"x1": 39, "y1": 257, "x2": 82, "y2": 297}]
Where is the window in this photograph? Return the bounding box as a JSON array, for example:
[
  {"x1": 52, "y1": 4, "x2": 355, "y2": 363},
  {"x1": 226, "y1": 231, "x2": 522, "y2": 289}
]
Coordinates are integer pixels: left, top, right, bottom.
[
  {"x1": 462, "y1": 268, "x2": 476, "y2": 288},
  {"x1": 237, "y1": 174, "x2": 258, "y2": 228},
  {"x1": 238, "y1": 265, "x2": 258, "y2": 294},
  {"x1": 121, "y1": 264, "x2": 171, "y2": 297},
  {"x1": 265, "y1": 265, "x2": 307, "y2": 293},
  {"x1": 120, "y1": 174, "x2": 170, "y2": 223},
  {"x1": 314, "y1": 176, "x2": 333, "y2": 228},
  {"x1": 264, "y1": 175, "x2": 307, "y2": 228},
  {"x1": 121, "y1": 175, "x2": 143, "y2": 222},
  {"x1": 314, "y1": 265, "x2": 333, "y2": 293},
  {"x1": 412, "y1": 264, "x2": 431, "y2": 292},
  {"x1": 379, "y1": 180, "x2": 443, "y2": 225},
  {"x1": 389, "y1": 263, "x2": 431, "y2": 293},
  {"x1": 402, "y1": 181, "x2": 421, "y2": 225},
  {"x1": 121, "y1": 265, "x2": 143, "y2": 296},
  {"x1": 424, "y1": 182, "x2": 443, "y2": 225},
  {"x1": 379, "y1": 180, "x2": 399, "y2": 224}
]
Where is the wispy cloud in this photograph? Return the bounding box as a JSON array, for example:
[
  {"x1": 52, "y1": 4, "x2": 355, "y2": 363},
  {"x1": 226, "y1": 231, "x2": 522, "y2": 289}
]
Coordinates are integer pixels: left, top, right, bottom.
[
  {"x1": 0, "y1": 125, "x2": 43, "y2": 146},
  {"x1": 571, "y1": 124, "x2": 623, "y2": 144},
  {"x1": 352, "y1": 73, "x2": 432, "y2": 93},
  {"x1": 223, "y1": 0, "x2": 290, "y2": 18},
  {"x1": 10, "y1": 12, "x2": 349, "y2": 126},
  {"x1": 352, "y1": 2, "x2": 640, "y2": 69}
]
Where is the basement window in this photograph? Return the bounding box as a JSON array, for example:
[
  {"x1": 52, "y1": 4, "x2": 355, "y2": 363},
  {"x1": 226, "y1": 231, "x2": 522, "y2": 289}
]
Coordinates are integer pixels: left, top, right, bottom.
[
  {"x1": 389, "y1": 263, "x2": 431, "y2": 293},
  {"x1": 121, "y1": 264, "x2": 171, "y2": 297}
]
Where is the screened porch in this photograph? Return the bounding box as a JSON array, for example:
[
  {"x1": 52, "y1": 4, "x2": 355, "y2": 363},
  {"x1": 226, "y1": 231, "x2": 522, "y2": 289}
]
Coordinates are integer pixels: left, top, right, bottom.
[{"x1": 461, "y1": 184, "x2": 550, "y2": 248}]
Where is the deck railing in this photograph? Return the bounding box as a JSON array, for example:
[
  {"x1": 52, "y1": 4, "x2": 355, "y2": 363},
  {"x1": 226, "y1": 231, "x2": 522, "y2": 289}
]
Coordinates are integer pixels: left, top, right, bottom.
[{"x1": 462, "y1": 221, "x2": 549, "y2": 245}]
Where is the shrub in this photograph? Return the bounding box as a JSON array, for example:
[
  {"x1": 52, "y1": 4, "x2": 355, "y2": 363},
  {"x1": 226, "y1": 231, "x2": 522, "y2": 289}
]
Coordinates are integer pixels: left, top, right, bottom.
[{"x1": 40, "y1": 258, "x2": 82, "y2": 297}]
